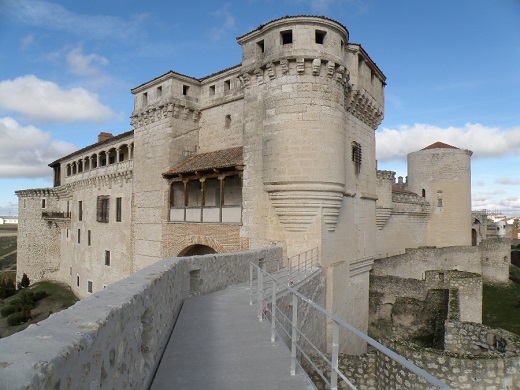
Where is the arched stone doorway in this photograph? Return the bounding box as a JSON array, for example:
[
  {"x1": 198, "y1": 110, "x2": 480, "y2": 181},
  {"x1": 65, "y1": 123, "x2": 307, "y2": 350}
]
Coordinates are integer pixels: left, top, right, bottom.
[{"x1": 179, "y1": 244, "x2": 217, "y2": 257}]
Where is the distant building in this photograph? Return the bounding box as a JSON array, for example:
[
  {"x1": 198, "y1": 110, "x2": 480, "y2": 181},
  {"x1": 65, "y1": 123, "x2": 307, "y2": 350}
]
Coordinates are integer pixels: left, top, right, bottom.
[{"x1": 0, "y1": 216, "x2": 18, "y2": 224}]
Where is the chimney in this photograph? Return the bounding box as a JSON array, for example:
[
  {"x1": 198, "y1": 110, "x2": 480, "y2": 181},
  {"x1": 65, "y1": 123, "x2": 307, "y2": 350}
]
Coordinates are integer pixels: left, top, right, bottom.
[{"x1": 98, "y1": 132, "x2": 113, "y2": 143}]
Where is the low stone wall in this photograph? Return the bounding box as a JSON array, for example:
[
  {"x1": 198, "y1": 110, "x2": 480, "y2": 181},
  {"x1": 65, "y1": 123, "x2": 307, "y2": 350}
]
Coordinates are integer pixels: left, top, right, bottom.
[{"x1": 0, "y1": 247, "x2": 282, "y2": 390}]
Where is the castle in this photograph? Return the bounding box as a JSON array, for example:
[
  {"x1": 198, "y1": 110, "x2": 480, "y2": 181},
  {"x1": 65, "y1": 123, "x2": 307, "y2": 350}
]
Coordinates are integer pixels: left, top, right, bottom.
[{"x1": 16, "y1": 16, "x2": 509, "y2": 349}]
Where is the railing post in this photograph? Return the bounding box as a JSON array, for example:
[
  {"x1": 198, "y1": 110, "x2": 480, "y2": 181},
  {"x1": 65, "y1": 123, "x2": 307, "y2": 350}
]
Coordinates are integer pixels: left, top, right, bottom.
[
  {"x1": 331, "y1": 321, "x2": 339, "y2": 390},
  {"x1": 271, "y1": 279, "x2": 276, "y2": 342},
  {"x1": 288, "y1": 257, "x2": 292, "y2": 284},
  {"x1": 257, "y1": 268, "x2": 263, "y2": 321},
  {"x1": 249, "y1": 263, "x2": 253, "y2": 306},
  {"x1": 290, "y1": 293, "x2": 298, "y2": 375}
]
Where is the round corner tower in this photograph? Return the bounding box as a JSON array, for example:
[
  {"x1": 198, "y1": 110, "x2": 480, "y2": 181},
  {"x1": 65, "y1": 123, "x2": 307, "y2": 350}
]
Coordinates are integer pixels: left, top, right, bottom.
[
  {"x1": 237, "y1": 16, "x2": 357, "y2": 254},
  {"x1": 407, "y1": 142, "x2": 473, "y2": 247}
]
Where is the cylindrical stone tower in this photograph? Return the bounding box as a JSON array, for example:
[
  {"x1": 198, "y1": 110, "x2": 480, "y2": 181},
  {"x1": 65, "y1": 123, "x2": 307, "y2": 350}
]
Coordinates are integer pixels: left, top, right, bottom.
[
  {"x1": 407, "y1": 142, "x2": 473, "y2": 247},
  {"x1": 237, "y1": 16, "x2": 350, "y2": 233}
]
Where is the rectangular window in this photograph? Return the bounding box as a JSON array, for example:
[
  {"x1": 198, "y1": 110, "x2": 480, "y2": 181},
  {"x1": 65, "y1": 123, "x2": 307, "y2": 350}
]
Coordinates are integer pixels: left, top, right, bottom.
[
  {"x1": 105, "y1": 250, "x2": 111, "y2": 266},
  {"x1": 41, "y1": 199, "x2": 46, "y2": 209},
  {"x1": 66, "y1": 229, "x2": 69, "y2": 238},
  {"x1": 315, "y1": 30, "x2": 326, "y2": 44},
  {"x1": 156, "y1": 85, "x2": 162, "y2": 98},
  {"x1": 209, "y1": 85, "x2": 215, "y2": 96},
  {"x1": 97, "y1": 196, "x2": 109, "y2": 222},
  {"x1": 88, "y1": 281, "x2": 93, "y2": 293},
  {"x1": 224, "y1": 80, "x2": 231, "y2": 93},
  {"x1": 352, "y1": 141, "x2": 362, "y2": 175},
  {"x1": 116, "y1": 197, "x2": 122, "y2": 222},
  {"x1": 142, "y1": 92, "x2": 148, "y2": 106},
  {"x1": 77, "y1": 229, "x2": 81, "y2": 244},
  {"x1": 78, "y1": 201, "x2": 83, "y2": 221},
  {"x1": 257, "y1": 40, "x2": 265, "y2": 54},
  {"x1": 88, "y1": 230, "x2": 91, "y2": 246},
  {"x1": 76, "y1": 275, "x2": 80, "y2": 287},
  {"x1": 183, "y1": 85, "x2": 189, "y2": 96},
  {"x1": 281, "y1": 30, "x2": 293, "y2": 45}
]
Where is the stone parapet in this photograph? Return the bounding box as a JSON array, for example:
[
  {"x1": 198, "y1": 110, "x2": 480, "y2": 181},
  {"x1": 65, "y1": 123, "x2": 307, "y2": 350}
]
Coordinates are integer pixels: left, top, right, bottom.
[{"x1": 0, "y1": 247, "x2": 282, "y2": 389}]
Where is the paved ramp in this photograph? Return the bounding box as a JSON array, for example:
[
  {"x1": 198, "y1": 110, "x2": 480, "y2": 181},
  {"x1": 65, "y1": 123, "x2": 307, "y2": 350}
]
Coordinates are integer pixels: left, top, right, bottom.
[{"x1": 150, "y1": 284, "x2": 315, "y2": 390}]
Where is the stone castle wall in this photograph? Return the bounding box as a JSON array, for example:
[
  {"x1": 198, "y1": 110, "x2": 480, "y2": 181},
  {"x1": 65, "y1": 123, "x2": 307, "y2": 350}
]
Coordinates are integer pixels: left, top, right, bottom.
[
  {"x1": 371, "y1": 242, "x2": 509, "y2": 284},
  {"x1": 0, "y1": 247, "x2": 283, "y2": 390},
  {"x1": 16, "y1": 189, "x2": 62, "y2": 283}
]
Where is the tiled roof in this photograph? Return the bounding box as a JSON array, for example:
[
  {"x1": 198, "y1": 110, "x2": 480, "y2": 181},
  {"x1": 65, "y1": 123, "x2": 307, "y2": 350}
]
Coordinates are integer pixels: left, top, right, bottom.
[
  {"x1": 421, "y1": 141, "x2": 458, "y2": 151},
  {"x1": 48, "y1": 130, "x2": 134, "y2": 167},
  {"x1": 236, "y1": 15, "x2": 349, "y2": 40},
  {"x1": 392, "y1": 186, "x2": 418, "y2": 195},
  {"x1": 163, "y1": 147, "x2": 243, "y2": 177}
]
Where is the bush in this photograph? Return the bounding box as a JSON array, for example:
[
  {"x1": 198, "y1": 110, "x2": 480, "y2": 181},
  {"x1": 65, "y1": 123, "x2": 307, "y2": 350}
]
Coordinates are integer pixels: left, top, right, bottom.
[
  {"x1": 9, "y1": 298, "x2": 22, "y2": 309},
  {"x1": 21, "y1": 273, "x2": 30, "y2": 289},
  {"x1": 1, "y1": 305, "x2": 17, "y2": 318},
  {"x1": 7, "y1": 312, "x2": 25, "y2": 326},
  {"x1": 33, "y1": 290, "x2": 47, "y2": 301}
]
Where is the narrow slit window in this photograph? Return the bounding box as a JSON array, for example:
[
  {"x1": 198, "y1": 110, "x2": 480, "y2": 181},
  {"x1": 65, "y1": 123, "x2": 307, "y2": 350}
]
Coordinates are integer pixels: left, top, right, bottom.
[
  {"x1": 116, "y1": 197, "x2": 122, "y2": 222},
  {"x1": 88, "y1": 230, "x2": 91, "y2": 246},
  {"x1": 77, "y1": 229, "x2": 81, "y2": 244},
  {"x1": 281, "y1": 30, "x2": 293, "y2": 45},
  {"x1": 78, "y1": 201, "x2": 82, "y2": 221},
  {"x1": 76, "y1": 275, "x2": 80, "y2": 287},
  {"x1": 88, "y1": 281, "x2": 93, "y2": 293},
  {"x1": 105, "y1": 250, "x2": 111, "y2": 266},
  {"x1": 41, "y1": 199, "x2": 46, "y2": 209},
  {"x1": 225, "y1": 114, "x2": 231, "y2": 129}
]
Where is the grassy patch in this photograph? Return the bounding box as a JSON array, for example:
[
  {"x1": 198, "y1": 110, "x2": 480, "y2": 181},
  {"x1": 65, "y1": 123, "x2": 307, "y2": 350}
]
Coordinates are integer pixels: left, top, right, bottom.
[
  {"x1": 0, "y1": 224, "x2": 17, "y2": 232},
  {"x1": 0, "y1": 281, "x2": 78, "y2": 338},
  {"x1": 483, "y1": 264, "x2": 520, "y2": 336}
]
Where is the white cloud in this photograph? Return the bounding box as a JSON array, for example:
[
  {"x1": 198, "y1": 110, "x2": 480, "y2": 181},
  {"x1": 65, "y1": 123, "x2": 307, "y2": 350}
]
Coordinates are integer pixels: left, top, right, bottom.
[
  {"x1": 0, "y1": 75, "x2": 113, "y2": 123},
  {"x1": 210, "y1": 4, "x2": 235, "y2": 41},
  {"x1": 20, "y1": 34, "x2": 34, "y2": 50},
  {"x1": 376, "y1": 123, "x2": 520, "y2": 161},
  {"x1": 66, "y1": 47, "x2": 109, "y2": 77},
  {"x1": 0, "y1": 0, "x2": 147, "y2": 42},
  {"x1": 0, "y1": 117, "x2": 75, "y2": 178},
  {"x1": 495, "y1": 178, "x2": 520, "y2": 186}
]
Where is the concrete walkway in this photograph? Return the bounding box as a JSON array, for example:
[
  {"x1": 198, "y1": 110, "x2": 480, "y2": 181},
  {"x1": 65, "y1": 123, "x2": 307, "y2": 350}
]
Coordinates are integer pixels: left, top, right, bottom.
[{"x1": 150, "y1": 284, "x2": 315, "y2": 390}]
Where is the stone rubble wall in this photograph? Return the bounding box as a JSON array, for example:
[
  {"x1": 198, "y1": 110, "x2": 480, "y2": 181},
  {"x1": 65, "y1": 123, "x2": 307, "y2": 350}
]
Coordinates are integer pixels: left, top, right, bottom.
[{"x1": 0, "y1": 247, "x2": 282, "y2": 390}]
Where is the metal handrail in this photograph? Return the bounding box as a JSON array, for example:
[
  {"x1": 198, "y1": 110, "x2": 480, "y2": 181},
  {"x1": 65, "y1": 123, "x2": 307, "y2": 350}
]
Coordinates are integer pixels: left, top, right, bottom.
[{"x1": 249, "y1": 261, "x2": 451, "y2": 390}]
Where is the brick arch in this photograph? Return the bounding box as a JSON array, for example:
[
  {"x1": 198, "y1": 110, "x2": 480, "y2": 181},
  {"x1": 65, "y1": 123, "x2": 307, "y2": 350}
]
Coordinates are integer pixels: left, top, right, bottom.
[{"x1": 176, "y1": 235, "x2": 227, "y2": 257}]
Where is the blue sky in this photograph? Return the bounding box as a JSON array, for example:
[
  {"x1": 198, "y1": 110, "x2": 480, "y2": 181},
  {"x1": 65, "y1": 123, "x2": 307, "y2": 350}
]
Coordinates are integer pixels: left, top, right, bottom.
[{"x1": 1, "y1": 0, "x2": 520, "y2": 216}]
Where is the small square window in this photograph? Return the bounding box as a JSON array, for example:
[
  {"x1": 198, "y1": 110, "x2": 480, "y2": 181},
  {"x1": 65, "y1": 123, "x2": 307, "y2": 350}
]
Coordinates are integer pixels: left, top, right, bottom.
[
  {"x1": 281, "y1": 30, "x2": 293, "y2": 45},
  {"x1": 209, "y1": 85, "x2": 215, "y2": 96},
  {"x1": 105, "y1": 250, "x2": 111, "y2": 266},
  {"x1": 315, "y1": 30, "x2": 326, "y2": 44}
]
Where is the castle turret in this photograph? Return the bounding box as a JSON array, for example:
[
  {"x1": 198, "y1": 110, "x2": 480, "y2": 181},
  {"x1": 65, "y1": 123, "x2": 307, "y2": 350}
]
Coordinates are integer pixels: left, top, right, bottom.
[{"x1": 407, "y1": 142, "x2": 473, "y2": 247}]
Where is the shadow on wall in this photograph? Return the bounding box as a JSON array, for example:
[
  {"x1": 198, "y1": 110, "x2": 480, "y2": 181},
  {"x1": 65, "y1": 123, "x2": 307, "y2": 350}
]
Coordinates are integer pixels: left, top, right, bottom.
[{"x1": 179, "y1": 244, "x2": 217, "y2": 256}]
